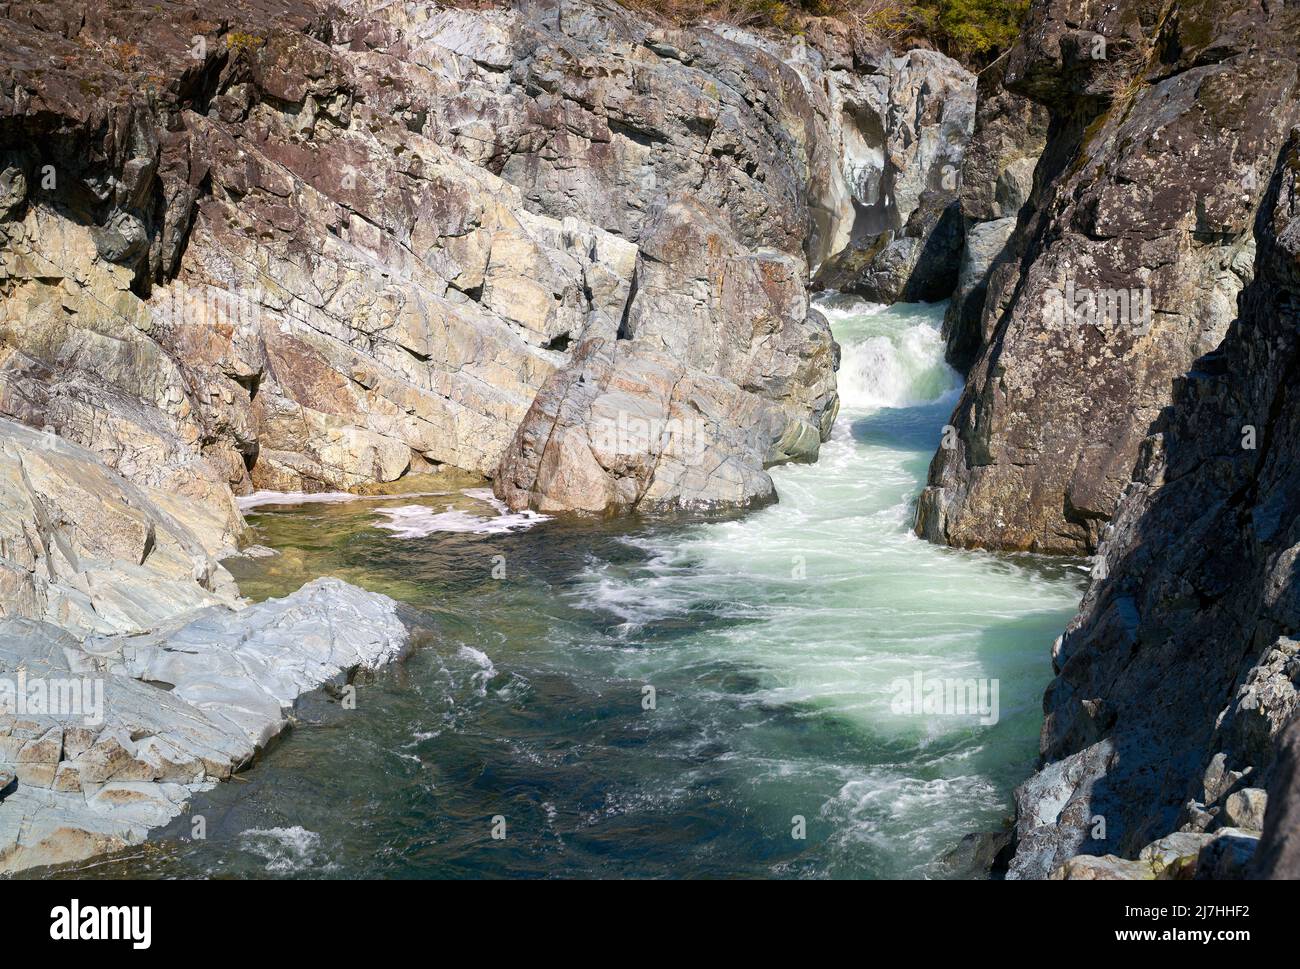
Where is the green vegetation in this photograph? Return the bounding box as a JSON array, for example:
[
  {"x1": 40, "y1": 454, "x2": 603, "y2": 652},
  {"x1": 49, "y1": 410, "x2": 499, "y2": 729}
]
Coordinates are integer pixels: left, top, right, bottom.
[
  {"x1": 910, "y1": 0, "x2": 1029, "y2": 62},
  {"x1": 625, "y1": 0, "x2": 1028, "y2": 66}
]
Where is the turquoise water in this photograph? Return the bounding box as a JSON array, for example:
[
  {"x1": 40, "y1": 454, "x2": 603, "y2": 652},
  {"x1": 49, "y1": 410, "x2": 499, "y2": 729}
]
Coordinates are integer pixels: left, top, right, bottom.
[{"x1": 41, "y1": 299, "x2": 1085, "y2": 880}]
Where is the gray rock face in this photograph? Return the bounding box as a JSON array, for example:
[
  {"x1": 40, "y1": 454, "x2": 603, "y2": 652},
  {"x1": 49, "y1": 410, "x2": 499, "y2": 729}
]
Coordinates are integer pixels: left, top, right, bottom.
[
  {"x1": 1255, "y1": 720, "x2": 1300, "y2": 878},
  {"x1": 815, "y1": 190, "x2": 965, "y2": 304},
  {"x1": 1007, "y1": 123, "x2": 1300, "y2": 879},
  {"x1": 1223, "y1": 788, "x2": 1268, "y2": 832},
  {"x1": 942, "y1": 61, "x2": 1049, "y2": 372},
  {"x1": 0, "y1": 0, "x2": 969, "y2": 517},
  {"x1": 0, "y1": 578, "x2": 409, "y2": 873},
  {"x1": 1, "y1": 0, "x2": 642, "y2": 499},
  {"x1": 0, "y1": 408, "x2": 412, "y2": 873},
  {"x1": 917, "y1": 0, "x2": 1300, "y2": 554},
  {"x1": 494, "y1": 197, "x2": 839, "y2": 513},
  {"x1": 811, "y1": 50, "x2": 976, "y2": 302},
  {"x1": 0, "y1": 418, "x2": 241, "y2": 638}
]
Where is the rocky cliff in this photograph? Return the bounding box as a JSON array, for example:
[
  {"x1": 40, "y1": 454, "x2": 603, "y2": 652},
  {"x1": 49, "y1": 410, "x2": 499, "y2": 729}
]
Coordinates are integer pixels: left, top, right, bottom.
[
  {"x1": 917, "y1": 0, "x2": 1300, "y2": 555},
  {"x1": 0, "y1": 0, "x2": 985, "y2": 533},
  {"x1": 812, "y1": 48, "x2": 975, "y2": 304},
  {"x1": 0, "y1": 0, "x2": 978, "y2": 520},
  {"x1": 1011, "y1": 123, "x2": 1300, "y2": 879},
  {"x1": 930, "y1": 0, "x2": 1300, "y2": 878},
  {"x1": 872, "y1": 0, "x2": 1300, "y2": 879},
  {"x1": 941, "y1": 60, "x2": 1047, "y2": 373}
]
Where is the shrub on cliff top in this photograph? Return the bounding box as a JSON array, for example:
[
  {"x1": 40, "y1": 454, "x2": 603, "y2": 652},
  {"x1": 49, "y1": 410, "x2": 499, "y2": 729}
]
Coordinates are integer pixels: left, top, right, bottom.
[{"x1": 624, "y1": 0, "x2": 1027, "y2": 66}]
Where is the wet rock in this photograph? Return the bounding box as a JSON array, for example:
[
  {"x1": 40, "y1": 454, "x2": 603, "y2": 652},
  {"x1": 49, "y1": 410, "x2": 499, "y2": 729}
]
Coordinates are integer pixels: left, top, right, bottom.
[
  {"x1": 0, "y1": 577, "x2": 410, "y2": 874},
  {"x1": 235, "y1": 545, "x2": 278, "y2": 559},
  {"x1": 939, "y1": 828, "x2": 1014, "y2": 879}
]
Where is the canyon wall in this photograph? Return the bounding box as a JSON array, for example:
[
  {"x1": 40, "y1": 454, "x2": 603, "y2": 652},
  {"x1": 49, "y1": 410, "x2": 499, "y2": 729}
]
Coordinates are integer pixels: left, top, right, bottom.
[
  {"x1": 922, "y1": 0, "x2": 1300, "y2": 878},
  {"x1": 0, "y1": 0, "x2": 974, "y2": 521},
  {"x1": 941, "y1": 60, "x2": 1047, "y2": 373},
  {"x1": 1012, "y1": 124, "x2": 1300, "y2": 879},
  {"x1": 0, "y1": 0, "x2": 974, "y2": 871},
  {"x1": 917, "y1": 0, "x2": 1299, "y2": 555}
]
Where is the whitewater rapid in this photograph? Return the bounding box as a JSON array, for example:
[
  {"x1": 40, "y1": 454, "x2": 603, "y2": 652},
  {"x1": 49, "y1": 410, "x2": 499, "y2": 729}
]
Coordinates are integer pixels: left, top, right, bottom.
[
  {"x1": 564, "y1": 297, "x2": 1084, "y2": 872},
  {"x1": 88, "y1": 297, "x2": 1084, "y2": 881}
]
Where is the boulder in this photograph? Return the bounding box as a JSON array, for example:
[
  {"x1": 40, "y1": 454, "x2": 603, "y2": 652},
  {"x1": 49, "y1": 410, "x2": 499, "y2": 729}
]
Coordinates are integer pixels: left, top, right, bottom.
[
  {"x1": 495, "y1": 198, "x2": 839, "y2": 513},
  {"x1": 1223, "y1": 788, "x2": 1269, "y2": 832},
  {"x1": 1049, "y1": 828, "x2": 1261, "y2": 880}
]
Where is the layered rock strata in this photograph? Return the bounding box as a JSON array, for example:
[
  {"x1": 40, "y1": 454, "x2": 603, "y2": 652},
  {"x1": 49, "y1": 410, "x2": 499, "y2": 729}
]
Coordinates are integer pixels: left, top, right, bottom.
[
  {"x1": 0, "y1": 577, "x2": 410, "y2": 873},
  {"x1": 0, "y1": 415, "x2": 412, "y2": 872},
  {"x1": 4, "y1": 0, "x2": 980, "y2": 515}
]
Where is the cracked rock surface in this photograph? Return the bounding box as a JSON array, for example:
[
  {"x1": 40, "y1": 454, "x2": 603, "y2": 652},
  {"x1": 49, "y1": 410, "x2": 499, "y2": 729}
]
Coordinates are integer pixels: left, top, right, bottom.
[
  {"x1": 0, "y1": 577, "x2": 409, "y2": 874},
  {"x1": 917, "y1": 0, "x2": 1300, "y2": 555},
  {"x1": 1007, "y1": 122, "x2": 1300, "y2": 879}
]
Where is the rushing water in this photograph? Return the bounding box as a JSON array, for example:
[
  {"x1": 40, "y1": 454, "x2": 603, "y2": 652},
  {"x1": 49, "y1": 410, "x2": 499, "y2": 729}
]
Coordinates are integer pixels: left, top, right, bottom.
[{"x1": 42, "y1": 298, "x2": 1086, "y2": 880}]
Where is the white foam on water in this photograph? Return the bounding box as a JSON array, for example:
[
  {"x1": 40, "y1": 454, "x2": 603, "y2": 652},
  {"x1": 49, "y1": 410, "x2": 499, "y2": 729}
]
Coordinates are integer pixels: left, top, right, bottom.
[
  {"x1": 822, "y1": 297, "x2": 962, "y2": 410},
  {"x1": 373, "y1": 498, "x2": 548, "y2": 537},
  {"x1": 565, "y1": 297, "x2": 1084, "y2": 874},
  {"x1": 457, "y1": 645, "x2": 497, "y2": 696},
  {"x1": 457, "y1": 645, "x2": 495, "y2": 671},
  {"x1": 238, "y1": 489, "x2": 441, "y2": 510},
  {"x1": 239, "y1": 826, "x2": 333, "y2": 874},
  {"x1": 240, "y1": 484, "x2": 548, "y2": 535}
]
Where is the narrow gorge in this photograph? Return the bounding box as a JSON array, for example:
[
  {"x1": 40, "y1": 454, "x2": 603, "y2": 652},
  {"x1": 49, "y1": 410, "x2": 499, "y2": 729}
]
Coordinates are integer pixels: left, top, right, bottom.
[{"x1": 0, "y1": 0, "x2": 1297, "y2": 884}]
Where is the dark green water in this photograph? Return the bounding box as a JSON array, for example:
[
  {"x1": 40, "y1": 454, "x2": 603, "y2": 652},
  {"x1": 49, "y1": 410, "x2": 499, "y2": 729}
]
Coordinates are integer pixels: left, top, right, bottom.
[{"x1": 41, "y1": 301, "x2": 1086, "y2": 880}]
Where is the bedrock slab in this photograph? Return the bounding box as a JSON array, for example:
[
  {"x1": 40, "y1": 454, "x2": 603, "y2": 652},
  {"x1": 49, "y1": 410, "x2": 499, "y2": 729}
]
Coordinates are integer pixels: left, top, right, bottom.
[{"x1": 0, "y1": 577, "x2": 410, "y2": 874}]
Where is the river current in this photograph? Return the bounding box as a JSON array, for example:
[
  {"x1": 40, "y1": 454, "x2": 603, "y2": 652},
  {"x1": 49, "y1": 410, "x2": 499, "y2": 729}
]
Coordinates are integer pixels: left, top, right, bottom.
[{"x1": 46, "y1": 297, "x2": 1085, "y2": 880}]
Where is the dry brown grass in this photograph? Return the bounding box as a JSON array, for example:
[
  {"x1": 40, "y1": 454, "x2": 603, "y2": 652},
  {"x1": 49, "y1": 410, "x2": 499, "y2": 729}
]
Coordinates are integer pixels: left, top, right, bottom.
[
  {"x1": 619, "y1": 0, "x2": 1023, "y2": 67},
  {"x1": 624, "y1": 0, "x2": 921, "y2": 53}
]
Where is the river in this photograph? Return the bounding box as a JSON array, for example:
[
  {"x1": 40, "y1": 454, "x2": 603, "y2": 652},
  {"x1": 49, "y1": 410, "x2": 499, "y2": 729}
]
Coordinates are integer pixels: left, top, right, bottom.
[{"x1": 47, "y1": 297, "x2": 1085, "y2": 880}]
